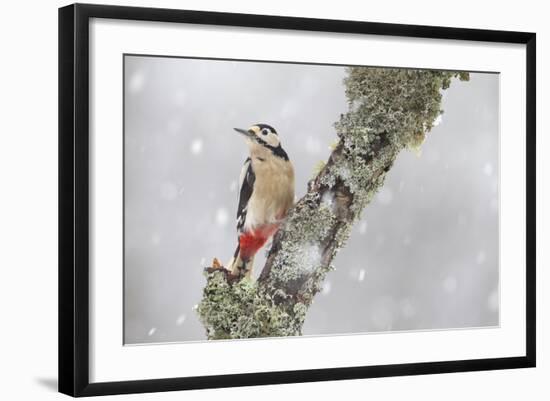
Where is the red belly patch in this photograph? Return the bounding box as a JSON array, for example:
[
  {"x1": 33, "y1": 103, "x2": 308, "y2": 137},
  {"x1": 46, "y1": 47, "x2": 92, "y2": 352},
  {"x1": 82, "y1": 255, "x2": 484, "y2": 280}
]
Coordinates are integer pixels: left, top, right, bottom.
[{"x1": 239, "y1": 223, "x2": 279, "y2": 260}]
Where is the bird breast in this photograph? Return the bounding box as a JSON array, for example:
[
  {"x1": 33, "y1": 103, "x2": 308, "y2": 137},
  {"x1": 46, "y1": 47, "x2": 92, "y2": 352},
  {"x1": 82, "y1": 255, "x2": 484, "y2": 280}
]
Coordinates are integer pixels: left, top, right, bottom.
[{"x1": 244, "y1": 156, "x2": 295, "y2": 233}]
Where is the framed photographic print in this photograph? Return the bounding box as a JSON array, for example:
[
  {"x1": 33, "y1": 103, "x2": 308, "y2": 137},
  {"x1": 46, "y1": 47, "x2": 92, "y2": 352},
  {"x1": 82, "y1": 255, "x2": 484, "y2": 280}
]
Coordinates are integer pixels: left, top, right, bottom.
[{"x1": 58, "y1": 3, "x2": 536, "y2": 397}]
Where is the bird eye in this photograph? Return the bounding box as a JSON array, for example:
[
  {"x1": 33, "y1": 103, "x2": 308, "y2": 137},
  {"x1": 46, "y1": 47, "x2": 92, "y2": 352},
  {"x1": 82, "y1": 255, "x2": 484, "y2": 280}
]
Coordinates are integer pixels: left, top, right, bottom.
[{"x1": 261, "y1": 129, "x2": 269, "y2": 136}]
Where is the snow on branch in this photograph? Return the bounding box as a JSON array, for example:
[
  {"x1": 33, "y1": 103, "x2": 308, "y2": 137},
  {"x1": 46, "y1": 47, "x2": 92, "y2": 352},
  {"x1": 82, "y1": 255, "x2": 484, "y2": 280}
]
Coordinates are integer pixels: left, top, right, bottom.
[{"x1": 197, "y1": 67, "x2": 469, "y2": 340}]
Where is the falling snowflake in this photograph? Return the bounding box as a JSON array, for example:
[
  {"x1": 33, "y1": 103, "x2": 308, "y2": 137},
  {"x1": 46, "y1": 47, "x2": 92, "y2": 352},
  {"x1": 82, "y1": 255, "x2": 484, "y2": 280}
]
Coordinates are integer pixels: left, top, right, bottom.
[
  {"x1": 229, "y1": 180, "x2": 238, "y2": 192},
  {"x1": 487, "y1": 288, "x2": 499, "y2": 311},
  {"x1": 173, "y1": 90, "x2": 187, "y2": 107},
  {"x1": 483, "y1": 162, "x2": 493, "y2": 176},
  {"x1": 358, "y1": 221, "x2": 367, "y2": 235},
  {"x1": 128, "y1": 71, "x2": 145, "y2": 94},
  {"x1": 151, "y1": 232, "x2": 161, "y2": 246},
  {"x1": 216, "y1": 208, "x2": 229, "y2": 227},
  {"x1": 398, "y1": 180, "x2": 405, "y2": 192},
  {"x1": 300, "y1": 243, "x2": 322, "y2": 273},
  {"x1": 476, "y1": 251, "x2": 486, "y2": 265},
  {"x1": 375, "y1": 234, "x2": 386, "y2": 247},
  {"x1": 321, "y1": 280, "x2": 332, "y2": 296},
  {"x1": 147, "y1": 327, "x2": 156, "y2": 336},
  {"x1": 280, "y1": 99, "x2": 298, "y2": 119},
  {"x1": 176, "y1": 314, "x2": 187, "y2": 326},
  {"x1": 190, "y1": 139, "x2": 203, "y2": 155},
  {"x1": 358, "y1": 269, "x2": 366, "y2": 282},
  {"x1": 432, "y1": 114, "x2": 443, "y2": 127},
  {"x1": 338, "y1": 167, "x2": 351, "y2": 181},
  {"x1": 443, "y1": 276, "x2": 457, "y2": 293},
  {"x1": 305, "y1": 136, "x2": 322, "y2": 154},
  {"x1": 400, "y1": 299, "x2": 416, "y2": 318},
  {"x1": 321, "y1": 191, "x2": 336, "y2": 211}
]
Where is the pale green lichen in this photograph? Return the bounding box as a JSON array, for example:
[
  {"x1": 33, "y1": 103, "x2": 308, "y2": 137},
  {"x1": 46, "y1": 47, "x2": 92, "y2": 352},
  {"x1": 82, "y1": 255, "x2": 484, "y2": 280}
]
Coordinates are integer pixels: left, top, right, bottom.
[
  {"x1": 197, "y1": 67, "x2": 469, "y2": 340},
  {"x1": 197, "y1": 271, "x2": 305, "y2": 339},
  {"x1": 311, "y1": 160, "x2": 327, "y2": 178},
  {"x1": 267, "y1": 197, "x2": 336, "y2": 285},
  {"x1": 339, "y1": 67, "x2": 469, "y2": 152},
  {"x1": 328, "y1": 138, "x2": 341, "y2": 151},
  {"x1": 319, "y1": 67, "x2": 469, "y2": 215}
]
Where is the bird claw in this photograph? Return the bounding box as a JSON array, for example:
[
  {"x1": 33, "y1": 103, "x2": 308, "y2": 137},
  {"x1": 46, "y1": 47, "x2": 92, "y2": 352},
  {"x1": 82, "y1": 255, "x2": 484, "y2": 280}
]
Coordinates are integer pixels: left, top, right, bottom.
[
  {"x1": 204, "y1": 257, "x2": 225, "y2": 272},
  {"x1": 203, "y1": 258, "x2": 244, "y2": 284},
  {"x1": 212, "y1": 257, "x2": 222, "y2": 269}
]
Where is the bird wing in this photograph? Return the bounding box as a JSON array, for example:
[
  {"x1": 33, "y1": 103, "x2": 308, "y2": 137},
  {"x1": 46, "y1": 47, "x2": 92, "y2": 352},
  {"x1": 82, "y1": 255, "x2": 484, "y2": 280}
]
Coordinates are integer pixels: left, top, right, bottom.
[{"x1": 236, "y1": 157, "x2": 255, "y2": 232}]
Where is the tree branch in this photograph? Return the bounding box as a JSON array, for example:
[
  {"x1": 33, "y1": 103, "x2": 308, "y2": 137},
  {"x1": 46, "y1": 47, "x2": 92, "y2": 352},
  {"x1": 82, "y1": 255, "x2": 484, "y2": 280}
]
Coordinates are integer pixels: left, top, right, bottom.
[{"x1": 197, "y1": 67, "x2": 469, "y2": 340}]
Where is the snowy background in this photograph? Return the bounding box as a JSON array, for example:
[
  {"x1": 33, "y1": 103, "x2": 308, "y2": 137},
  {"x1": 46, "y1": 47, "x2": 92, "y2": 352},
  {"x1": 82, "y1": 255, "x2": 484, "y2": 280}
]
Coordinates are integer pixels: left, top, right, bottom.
[{"x1": 123, "y1": 55, "x2": 499, "y2": 344}]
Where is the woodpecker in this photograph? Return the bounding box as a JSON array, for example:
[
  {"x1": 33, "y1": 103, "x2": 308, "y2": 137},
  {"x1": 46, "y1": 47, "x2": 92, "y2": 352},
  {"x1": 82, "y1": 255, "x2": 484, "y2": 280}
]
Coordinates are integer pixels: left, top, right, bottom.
[{"x1": 227, "y1": 124, "x2": 295, "y2": 278}]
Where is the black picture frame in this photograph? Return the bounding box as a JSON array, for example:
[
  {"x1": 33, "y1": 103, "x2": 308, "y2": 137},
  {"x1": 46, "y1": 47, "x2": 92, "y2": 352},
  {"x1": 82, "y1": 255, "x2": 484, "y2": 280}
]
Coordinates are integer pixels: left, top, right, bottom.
[{"x1": 59, "y1": 3, "x2": 536, "y2": 397}]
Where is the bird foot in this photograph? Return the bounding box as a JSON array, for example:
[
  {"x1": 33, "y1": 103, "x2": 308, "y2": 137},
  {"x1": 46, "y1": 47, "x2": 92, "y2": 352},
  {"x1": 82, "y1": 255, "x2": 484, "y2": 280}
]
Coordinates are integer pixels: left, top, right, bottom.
[
  {"x1": 204, "y1": 257, "x2": 241, "y2": 283},
  {"x1": 212, "y1": 257, "x2": 222, "y2": 269},
  {"x1": 204, "y1": 257, "x2": 226, "y2": 272}
]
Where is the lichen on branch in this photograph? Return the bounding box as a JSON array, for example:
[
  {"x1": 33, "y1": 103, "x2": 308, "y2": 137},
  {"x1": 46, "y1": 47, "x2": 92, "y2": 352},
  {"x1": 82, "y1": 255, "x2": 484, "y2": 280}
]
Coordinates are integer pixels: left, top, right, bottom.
[{"x1": 197, "y1": 67, "x2": 469, "y2": 340}]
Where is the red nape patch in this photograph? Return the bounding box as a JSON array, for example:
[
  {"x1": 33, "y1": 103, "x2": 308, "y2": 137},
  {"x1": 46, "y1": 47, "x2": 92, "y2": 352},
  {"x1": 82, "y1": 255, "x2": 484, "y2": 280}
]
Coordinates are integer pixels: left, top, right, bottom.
[{"x1": 238, "y1": 224, "x2": 280, "y2": 260}]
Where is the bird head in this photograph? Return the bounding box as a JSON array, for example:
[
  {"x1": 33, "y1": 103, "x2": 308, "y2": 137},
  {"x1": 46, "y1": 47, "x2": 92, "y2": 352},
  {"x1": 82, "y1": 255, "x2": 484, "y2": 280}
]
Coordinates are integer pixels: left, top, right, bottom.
[
  {"x1": 234, "y1": 124, "x2": 289, "y2": 161},
  {"x1": 234, "y1": 124, "x2": 281, "y2": 149}
]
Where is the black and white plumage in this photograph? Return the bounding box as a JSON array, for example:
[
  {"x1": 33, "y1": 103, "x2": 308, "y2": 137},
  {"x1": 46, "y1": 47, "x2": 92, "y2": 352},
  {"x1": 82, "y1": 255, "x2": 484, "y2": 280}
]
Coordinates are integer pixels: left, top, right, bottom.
[
  {"x1": 236, "y1": 157, "x2": 255, "y2": 233},
  {"x1": 227, "y1": 124, "x2": 295, "y2": 278}
]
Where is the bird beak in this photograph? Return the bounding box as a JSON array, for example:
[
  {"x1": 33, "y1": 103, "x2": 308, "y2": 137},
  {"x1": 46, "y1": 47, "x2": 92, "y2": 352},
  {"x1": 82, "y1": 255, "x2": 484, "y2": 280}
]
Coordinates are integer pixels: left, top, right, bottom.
[{"x1": 234, "y1": 128, "x2": 254, "y2": 139}]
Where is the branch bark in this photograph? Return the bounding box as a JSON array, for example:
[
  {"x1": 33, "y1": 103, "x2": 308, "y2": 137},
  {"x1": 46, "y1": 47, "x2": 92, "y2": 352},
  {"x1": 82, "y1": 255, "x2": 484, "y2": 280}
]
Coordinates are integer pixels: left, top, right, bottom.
[{"x1": 197, "y1": 67, "x2": 469, "y2": 340}]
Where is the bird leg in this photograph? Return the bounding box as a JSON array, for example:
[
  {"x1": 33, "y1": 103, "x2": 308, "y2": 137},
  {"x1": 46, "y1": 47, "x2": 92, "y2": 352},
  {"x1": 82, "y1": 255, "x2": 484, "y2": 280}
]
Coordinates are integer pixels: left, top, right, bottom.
[
  {"x1": 229, "y1": 254, "x2": 255, "y2": 279},
  {"x1": 204, "y1": 257, "x2": 242, "y2": 283}
]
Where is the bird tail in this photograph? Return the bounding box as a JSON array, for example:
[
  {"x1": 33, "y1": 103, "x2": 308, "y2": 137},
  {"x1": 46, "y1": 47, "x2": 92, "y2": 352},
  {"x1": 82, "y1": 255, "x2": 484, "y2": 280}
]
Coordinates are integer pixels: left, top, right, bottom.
[{"x1": 227, "y1": 241, "x2": 255, "y2": 278}]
